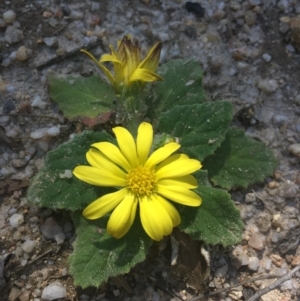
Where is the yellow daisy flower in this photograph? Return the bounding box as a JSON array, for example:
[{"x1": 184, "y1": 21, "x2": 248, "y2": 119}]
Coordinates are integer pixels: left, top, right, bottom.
[
  {"x1": 81, "y1": 36, "x2": 163, "y2": 93},
  {"x1": 73, "y1": 122, "x2": 202, "y2": 241}
]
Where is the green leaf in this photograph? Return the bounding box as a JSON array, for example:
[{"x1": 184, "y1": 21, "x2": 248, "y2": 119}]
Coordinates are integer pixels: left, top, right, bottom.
[
  {"x1": 158, "y1": 101, "x2": 232, "y2": 161},
  {"x1": 203, "y1": 127, "x2": 278, "y2": 190},
  {"x1": 68, "y1": 212, "x2": 152, "y2": 288},
  {"x1": 146, "y1": 58, "x2": 205, "y2": 119},
  {"x1": 179, "y1": 183, "x2": 243, "y2": 247},
  {"x1": 27, "y1": 131, "x2": 114, "y2": 211},
  {"x1": 48, "y1": 75, "x2": 115, "y2": 127}
]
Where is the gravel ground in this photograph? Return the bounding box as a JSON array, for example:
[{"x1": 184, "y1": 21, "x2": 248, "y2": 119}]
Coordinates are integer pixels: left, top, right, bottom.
[{"x1": 1, "y1": 0, "x2": 300, "y2": 300}]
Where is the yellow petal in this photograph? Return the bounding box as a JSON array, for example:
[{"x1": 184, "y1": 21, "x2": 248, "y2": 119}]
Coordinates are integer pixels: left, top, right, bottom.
[
  {"x1": 100, "y1": 53, "x2": 122, "y2": 64},
  {"x1": 157, "y1": 185, "x2": 202, "y2": 206},
  {"x1": 145, "y1": 142, "x2": 180, "y2": 168},
  {"x1": 113, "y1": 126, "x2": 139, "y2": 168},
  {"x1": 157, "y1": 175, "x2": 198, "y2": 189},
  {"x1": 92, "y1": 142, "x2": 131, "y2": 171},
  {"x1": 73, "y1": 165, "x2": 126, "y2": 187},
  {"x1": 117, "y1": 37, "x2": 128, "y2": 64},
  {"x1": 154, "y1": 194, "x2": 181, "y2": 227},
  {"x1": 129, "y1": 68, "x2": 163, "y2": 82},
  {"x1": 80, "y1": 50, "x2": 115, "y2": 86},
  {"x1": 123, "y1": 38, "x2": 141, "y2": 80},
  {"x1": 107, "y1": 192, "x2": 137, "y2": 238},
  {"x1": 138, "y1": 41, "x2": 162, "y2": 72},
  {"x1": 83, "y1": 188, "x2": 127, "y2": 220},
  {"x1": 156, "y1": 154, "x2": 202, "y2": 180},
  {"x1": 139, "y1": 195, "x2": 173, "y2": 241},
  {"x1": 136, "y1": 122, "x2": 153, "y2": 165},
  {"x1": 86, "y1": 148, "x2": 126, "y2": 177},
  {"x1": 98, "y1": 64, "x2": 115, "y2": 86},
  {"x1": 81, "y1": 49, "x2": 101, "y2": 64}
]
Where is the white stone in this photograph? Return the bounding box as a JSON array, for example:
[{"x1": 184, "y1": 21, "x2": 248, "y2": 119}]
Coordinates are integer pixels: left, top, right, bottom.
[
  {"x1": 257, "y1": 79, "x2": 278, "y2": 94},
  {"x1": 262, "y1": 53, "x2": 272, "y2": 62},
  {"x1": 44, "y1": 37, "x2": 58, "y2": 48},
  {"x1": 59, "y1": 170, "x2": 73, "y2": 179},
  {"x1": 248, "y1": 256, "x2": 260, "y2": 271},
  {"x1": 46, "y1": 126, "x2": 60, "y2": 137},
  {"x1": 41, "y1": 281, "x2": 67, "y2": 300},
  {"x1": 3, "y1": 10, "x2": 16, "y2": 24},
  {"x1": 22, "y1": 239, "x2": 36, "y2": 253},
  {"x1": 9, "y1": 213, "x2": 24, "y2": 228},
  {"x1": 31, "y1": 95, "x2": 47, "y2": 109},
  {"x1": 30, "y1": 128, "x2": 47, "y2": 140},
  {"x1": 288, "y1": 144, "x2": 300, "y2": 157},
  {"x1": 54, "y1": 232, "x2": 65, "y2": 245}
]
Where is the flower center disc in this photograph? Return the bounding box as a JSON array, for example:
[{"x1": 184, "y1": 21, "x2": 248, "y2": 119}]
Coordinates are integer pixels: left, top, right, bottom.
[{"x1": 127, "y1": 166, "x2": 156, "y2": 196}]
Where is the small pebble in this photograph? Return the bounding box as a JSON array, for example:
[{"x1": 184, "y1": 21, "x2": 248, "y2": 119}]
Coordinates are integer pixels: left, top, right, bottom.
[
  {"x1": 15, "y1": 46, "x2": 32, "y2": 61},
  {"x1": 44, "y1": 37, "x2": 58, "y2": 48},
  {"x1": 41, "y1": 281, "x2": 67, "y2": 300},
  {"x1": 54, "y1": 232, "x2": 65, "y2": 245},
  {"x1": 273, "y1": 114, "x2": 288, "y2": 124},
  {"x1": 257, "y1": 78, "x2": 278, "y2": 94},
  {"x1": 90, "y1": 1, "x2": 100, "y2": 11},
  {"x1": 248, "y1": 256, "x2": 260, "y2": 271},
  {"x1": 30, "y1": 128, "x2": 47, "y2": 140},
  {"x1": 272, "y1": 214, "x2": 283, "y2": 228},
  {"x1": 42, "y1": 11, "x2": 52, "y2": 18},
  {"x1": 40, "y1": 217, "x2": 63, "y2": 239},
  {"x1": 31, "y1": 95, "x2": 47, "y2": 109},
  {"x1": 5, "y1": 25, "x2": 24, "y2": 44},
  {"x1": 262, "y1": 53, "x2": 272, "y2": 62},
  {"x1": 9, "y1": 287, "x2": 21, "y2": 301},
  {"x1": 279, "y1": 181, "x2": 299, "y2": 198},
  {"x1": 249, "y1": 0, "x2": 261, "y2": 5},
  {"x1": 46, "y1": 126, "x2": 60, "y2": 137},
  {"x1": 245, "y1": 193, "x2": 256, "y2": 203},
  {"x1": 248, "y1": 233, "x2": 265, "y2": 250},
  {"x1": 244, "y1": 10, "x2": 256, "y2": 26},
  {"x1": 9, "y1": 213, "x2": 24, "y2": 228},
  {"x1": 288, "y1": 144, "x2": 300, "y2": 158},
  {"x1": 3, "y1": 10, "x2": 16, "y2": 24},
  {"x1": 22, "y1": 239, "x2": 36, "y2": 253},
  {"x1": 18, "y1": 290, "x2": 30, "y2": 301}
]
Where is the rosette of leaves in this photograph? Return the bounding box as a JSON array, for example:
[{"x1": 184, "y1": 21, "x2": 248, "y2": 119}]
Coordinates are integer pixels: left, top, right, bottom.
[{"x1": 28, "y1": 59, "x2": 277, "y2": 288}]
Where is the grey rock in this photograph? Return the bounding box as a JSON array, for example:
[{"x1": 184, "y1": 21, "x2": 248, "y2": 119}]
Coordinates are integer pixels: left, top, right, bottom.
[
  {"x1": 3, "y1": 10, "x2": 16, "y2": 24},
  {"x1": 43, "y1": 37, "x2": 58, "y2": 48},
  {"x1": 273, "y1": 114, "x2": 288, "y2": 125},
  {"x1": 279, "y1": 181, "x2": 299, "y2": 198},
  {"x1": 249, "y1": 0, "x2": 261, "y2": 5},
  {"x1": 40, "y1": 217, "x2": 62, "y2": 240},
  {"x1": 262, "y1": 53, "x2": 272, "y2": 62},
  {"x1": 41, "y1": 281, "x2": 67, "y2": 300},
  {"x1": 90, "y1": 1, "x2": 100, "y2": 11},
  {"x1": 4, "y1": 25, "x2": 24, "y2": 44},
  {"x1": 244, "y1": 10, "x2": 256, "y2": 26}
]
